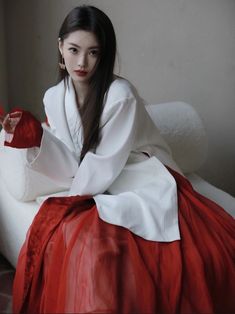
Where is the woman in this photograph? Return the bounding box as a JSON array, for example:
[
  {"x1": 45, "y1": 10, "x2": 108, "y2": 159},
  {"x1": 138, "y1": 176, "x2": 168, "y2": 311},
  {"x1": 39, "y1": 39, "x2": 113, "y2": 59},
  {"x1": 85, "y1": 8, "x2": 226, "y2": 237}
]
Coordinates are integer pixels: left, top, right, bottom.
[{"x1": 1, "y1": 5, "x2": 234, "y2": 314}]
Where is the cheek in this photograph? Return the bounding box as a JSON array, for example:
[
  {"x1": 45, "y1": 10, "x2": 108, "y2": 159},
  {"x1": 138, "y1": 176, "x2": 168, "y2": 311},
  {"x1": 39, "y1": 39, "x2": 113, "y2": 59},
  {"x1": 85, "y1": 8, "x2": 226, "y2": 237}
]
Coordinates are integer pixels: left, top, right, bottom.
[
  {"x1": 90, "y1": 58, "x2": 99, "y2": 70},
  {"x1": 64, "y1": 53, "x2": 74, "y2": 66}
]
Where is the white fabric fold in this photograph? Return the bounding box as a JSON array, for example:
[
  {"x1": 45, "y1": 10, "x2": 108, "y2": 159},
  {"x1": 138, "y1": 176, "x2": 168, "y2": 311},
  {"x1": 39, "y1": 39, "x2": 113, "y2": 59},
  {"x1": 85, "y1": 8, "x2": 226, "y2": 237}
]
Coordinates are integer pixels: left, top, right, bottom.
[{"x1": 95, "y1": 156, "x2": 179, "y2": 241}]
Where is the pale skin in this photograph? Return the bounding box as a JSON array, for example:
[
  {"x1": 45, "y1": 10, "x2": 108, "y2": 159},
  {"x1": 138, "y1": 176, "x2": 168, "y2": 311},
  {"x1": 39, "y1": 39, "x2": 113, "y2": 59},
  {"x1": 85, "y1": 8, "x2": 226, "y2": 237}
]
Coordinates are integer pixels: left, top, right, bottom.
[
  {"x1": 58, "y1": 30, "x2": 100, "y2": 107},
  {"x1": 0, "y1": 30, "x2": 100, "y2": 135}
]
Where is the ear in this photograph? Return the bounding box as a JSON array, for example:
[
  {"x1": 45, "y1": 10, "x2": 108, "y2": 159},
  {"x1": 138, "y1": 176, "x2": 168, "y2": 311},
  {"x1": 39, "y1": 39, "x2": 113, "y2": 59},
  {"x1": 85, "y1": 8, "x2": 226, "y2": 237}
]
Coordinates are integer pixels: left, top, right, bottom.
[{"x1": 58, "y1": 38, "x2": 63, "y2": 55}]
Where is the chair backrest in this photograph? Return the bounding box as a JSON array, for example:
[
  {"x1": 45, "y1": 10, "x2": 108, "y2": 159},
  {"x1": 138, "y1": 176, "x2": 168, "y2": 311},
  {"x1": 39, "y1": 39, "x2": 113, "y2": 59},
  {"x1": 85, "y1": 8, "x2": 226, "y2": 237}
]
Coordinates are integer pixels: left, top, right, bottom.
[{"x1": 146, "y1": 101, "x2": 208, "y2": 173}]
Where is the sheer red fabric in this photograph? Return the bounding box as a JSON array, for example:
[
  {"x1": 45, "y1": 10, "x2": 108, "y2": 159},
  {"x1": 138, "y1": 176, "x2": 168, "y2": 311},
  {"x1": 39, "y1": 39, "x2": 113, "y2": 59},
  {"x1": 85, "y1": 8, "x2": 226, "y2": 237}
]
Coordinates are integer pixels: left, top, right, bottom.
[{"x1": 13, "y1": 169, "x2": 235, "y2": 314}]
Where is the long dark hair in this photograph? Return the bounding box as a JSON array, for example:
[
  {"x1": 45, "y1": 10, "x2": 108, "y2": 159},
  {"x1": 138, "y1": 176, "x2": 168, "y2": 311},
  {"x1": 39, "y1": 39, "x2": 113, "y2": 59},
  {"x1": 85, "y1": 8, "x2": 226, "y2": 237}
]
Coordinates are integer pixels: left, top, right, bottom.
[{"x1": 58, "y1": 6, "x2": 116, "y2": 161}]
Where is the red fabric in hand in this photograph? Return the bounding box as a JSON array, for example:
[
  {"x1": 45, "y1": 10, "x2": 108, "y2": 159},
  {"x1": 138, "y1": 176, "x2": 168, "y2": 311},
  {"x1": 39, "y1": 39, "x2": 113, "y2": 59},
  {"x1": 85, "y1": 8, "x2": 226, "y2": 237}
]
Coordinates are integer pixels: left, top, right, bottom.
[{"x1": 4, "y1": 109, "x2": 43, "y2": 148}]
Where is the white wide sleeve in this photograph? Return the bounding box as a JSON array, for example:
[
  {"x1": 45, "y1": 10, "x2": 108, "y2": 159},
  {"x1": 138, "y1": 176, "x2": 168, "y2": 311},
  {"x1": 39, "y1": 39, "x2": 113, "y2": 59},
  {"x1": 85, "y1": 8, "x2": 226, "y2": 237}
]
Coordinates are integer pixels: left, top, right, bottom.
[
  {"x1": 69, "y1": 96, "x2": 138, "y2": 196},
  {"x1": 27, "y1": 128, "x2": 78, "y2": 187}
]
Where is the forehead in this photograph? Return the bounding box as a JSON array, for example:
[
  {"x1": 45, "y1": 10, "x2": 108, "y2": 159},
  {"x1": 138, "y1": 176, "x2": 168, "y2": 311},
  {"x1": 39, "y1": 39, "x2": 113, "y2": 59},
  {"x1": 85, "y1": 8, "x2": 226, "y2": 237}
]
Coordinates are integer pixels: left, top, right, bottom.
[{"x1": 64, "y1": 30, "x2": 99, "y2": 47}]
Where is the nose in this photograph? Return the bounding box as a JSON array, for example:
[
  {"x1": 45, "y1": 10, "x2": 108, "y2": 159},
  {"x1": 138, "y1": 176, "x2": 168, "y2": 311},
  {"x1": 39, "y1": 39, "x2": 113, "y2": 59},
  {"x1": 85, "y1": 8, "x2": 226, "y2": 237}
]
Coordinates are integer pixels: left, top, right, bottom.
[{"x1": 77, "y1": 53, "x2": 87, "y2": 68}]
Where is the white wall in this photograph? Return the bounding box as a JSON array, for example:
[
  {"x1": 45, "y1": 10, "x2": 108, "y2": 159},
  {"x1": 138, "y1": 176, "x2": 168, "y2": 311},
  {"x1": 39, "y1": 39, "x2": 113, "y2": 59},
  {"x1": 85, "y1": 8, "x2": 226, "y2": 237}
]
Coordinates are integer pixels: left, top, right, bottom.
[
  {"x1": 0, "y1": 0, "x2": 8, "y2": 109},
  {"x1": 4, "y1": 0, "x2": 235, "y2": 196}
]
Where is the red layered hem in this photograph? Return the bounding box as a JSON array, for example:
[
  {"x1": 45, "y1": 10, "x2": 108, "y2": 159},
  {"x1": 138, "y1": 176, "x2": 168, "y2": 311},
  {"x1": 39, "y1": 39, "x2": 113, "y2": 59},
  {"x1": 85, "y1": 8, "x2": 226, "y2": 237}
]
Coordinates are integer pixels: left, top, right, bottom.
[{"x1": 12, "y1": 169, "x2": 235, "y2": 314}]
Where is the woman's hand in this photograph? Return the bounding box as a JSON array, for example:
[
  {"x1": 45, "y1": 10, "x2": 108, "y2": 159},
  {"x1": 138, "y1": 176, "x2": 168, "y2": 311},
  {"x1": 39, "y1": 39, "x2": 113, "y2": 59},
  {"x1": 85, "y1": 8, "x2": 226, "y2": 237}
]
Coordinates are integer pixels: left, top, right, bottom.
[
  {"x1": 1, "y1": 110, "x2": 43, "y2": 148},
  {"x1": 0, "y1": 112, "x2": 22, "y2": 134}
]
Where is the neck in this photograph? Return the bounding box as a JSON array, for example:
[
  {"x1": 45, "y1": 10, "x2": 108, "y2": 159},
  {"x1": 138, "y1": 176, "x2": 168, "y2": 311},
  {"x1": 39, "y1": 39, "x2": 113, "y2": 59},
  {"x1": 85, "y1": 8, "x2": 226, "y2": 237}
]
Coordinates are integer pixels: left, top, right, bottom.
[{"x1": 72, "y1": 80, "x2": 89, "y2": 108}]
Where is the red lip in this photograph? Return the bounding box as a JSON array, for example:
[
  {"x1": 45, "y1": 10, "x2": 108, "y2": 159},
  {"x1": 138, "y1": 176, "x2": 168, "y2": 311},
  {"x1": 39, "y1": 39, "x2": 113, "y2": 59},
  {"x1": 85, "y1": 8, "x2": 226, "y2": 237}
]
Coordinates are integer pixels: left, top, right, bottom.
[{"x1": 74, "y1": 70, "x2": 88, "y2": 77}]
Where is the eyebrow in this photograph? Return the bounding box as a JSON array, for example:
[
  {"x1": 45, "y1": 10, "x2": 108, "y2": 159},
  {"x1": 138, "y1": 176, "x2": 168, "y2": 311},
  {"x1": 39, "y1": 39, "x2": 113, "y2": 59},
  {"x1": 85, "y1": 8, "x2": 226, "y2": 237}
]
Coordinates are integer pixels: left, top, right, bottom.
[{"x1": 68, "y1": 42, "x2": 99, "y2": 49}]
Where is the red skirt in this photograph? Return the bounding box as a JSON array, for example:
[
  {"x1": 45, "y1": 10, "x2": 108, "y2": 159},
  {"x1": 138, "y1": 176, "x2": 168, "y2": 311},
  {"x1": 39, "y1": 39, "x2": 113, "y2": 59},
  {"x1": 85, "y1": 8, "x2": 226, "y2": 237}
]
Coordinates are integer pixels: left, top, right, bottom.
[{"x1": 13, "y1": 169, "x2": 235, "y2": 314}]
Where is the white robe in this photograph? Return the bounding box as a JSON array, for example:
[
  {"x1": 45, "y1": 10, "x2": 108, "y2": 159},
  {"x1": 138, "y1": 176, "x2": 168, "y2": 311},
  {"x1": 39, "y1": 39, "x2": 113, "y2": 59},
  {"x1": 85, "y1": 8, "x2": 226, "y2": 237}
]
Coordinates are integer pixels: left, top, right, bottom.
[{"x1": 27, "y1": 76, "x2": 182, "y2": 242}]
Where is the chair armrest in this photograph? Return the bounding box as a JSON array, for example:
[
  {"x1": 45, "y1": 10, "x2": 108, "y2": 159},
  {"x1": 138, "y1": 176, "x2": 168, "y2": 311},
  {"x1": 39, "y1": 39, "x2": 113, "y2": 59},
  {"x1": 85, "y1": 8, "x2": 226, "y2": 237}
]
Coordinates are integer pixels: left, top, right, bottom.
[{"x1": 186, "y1": 173, "x2": 235, "y2": 217}]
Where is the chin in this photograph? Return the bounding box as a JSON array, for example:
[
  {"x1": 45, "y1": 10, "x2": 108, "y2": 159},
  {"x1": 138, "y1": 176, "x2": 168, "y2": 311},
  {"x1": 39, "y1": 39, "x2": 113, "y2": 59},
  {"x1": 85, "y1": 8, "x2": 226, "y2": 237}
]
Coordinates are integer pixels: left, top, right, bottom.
[{"x1": 71, "y1": 76, "x2": 89, "y2": 84}]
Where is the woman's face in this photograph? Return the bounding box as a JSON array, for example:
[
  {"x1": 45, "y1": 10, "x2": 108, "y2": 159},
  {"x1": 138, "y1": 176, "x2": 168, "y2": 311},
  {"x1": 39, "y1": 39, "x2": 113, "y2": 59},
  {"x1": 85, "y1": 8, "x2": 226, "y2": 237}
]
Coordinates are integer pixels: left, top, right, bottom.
[{"x1": 59, "y1": 30, "x2": 100, "y2": 86}]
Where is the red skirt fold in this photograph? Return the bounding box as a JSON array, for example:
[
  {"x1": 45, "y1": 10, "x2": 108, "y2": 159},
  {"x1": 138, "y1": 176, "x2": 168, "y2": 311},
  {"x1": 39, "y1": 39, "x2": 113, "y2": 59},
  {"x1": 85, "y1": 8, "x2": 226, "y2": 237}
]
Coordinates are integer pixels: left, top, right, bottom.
[{"x1": 13, "y1": 169, "x2": 235, "y2": 314}]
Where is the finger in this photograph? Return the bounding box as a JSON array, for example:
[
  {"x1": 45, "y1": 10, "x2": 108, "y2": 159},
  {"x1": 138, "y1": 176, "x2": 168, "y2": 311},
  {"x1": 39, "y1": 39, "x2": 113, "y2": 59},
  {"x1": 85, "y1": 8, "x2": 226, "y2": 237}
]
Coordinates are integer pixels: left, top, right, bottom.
[
  {"x1": 2, "y1": 114, "x2": 14, "y2": 133},
  {"x1": 2, "y1": 114, "x2": 9, "y2": 125},
  {"x1": 9, "y1": 111, "x2": 22, "y2": 118}
]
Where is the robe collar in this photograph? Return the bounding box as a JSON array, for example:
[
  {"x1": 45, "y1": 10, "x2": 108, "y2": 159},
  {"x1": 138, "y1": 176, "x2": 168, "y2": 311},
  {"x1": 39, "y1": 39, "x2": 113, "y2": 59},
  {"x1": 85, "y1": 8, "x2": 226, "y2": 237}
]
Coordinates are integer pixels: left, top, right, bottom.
[{"x1": 44, "y1": 77, "x2": 83, "y2": 155}]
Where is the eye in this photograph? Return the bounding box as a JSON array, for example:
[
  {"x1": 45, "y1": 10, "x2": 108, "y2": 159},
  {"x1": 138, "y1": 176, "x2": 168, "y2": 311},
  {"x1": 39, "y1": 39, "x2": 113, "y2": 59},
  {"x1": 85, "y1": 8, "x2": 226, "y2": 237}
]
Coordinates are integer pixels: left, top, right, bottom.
[
  {"x1": 68, "y1": 47, "x2": 78, "y2": 54},
  {"x1": 89, "y1": 49, "x2": 99, "y2": 57}
]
